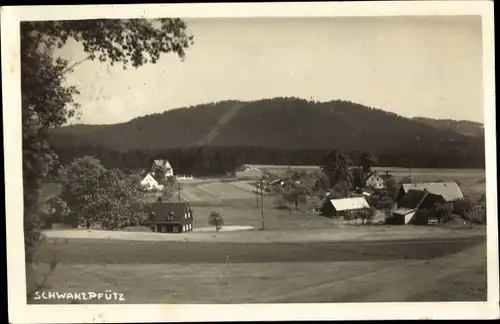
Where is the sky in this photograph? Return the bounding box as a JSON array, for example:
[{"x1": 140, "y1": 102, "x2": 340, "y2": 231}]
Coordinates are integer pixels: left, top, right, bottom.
[{"x1": 57, "y1": 16, "x2": 484, "y2": 125}]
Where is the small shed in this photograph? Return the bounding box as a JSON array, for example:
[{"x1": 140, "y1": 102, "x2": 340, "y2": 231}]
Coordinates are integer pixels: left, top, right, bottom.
[
  {"x1": 321, "y1": 197, "x2": 370, "y2": 217},
  {"x1": 147, "y1": 201, "x2": 194, "y2": 233}
]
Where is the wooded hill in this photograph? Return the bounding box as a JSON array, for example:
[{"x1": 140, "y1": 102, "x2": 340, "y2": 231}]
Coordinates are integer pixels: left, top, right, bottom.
[
  {"x1": 411, "y1": 117, "x2": 484, "y2": 138},
  {"x1": 48, "y1": 97, "x2": 485, "y2": 173}
]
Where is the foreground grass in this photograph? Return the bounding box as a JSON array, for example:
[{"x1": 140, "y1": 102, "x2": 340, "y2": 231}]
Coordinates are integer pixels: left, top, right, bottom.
[
  {"x1": 33, "y1": 235, "x2": 485, "y2": 265},
  {"x1": 30, "y1": 243, "x2": 486, "y2": 304}
]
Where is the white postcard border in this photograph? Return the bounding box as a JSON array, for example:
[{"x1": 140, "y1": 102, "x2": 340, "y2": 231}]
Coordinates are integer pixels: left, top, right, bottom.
[{"x1": 2, "y1": 1, "x2": 498, "y2": 322}]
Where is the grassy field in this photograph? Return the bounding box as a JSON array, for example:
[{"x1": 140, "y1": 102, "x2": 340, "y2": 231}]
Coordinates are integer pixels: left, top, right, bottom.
[
  {"x1": 30, "y1": 237, "x2": 486, "y2": 304},
  {"x1": 31, "y1": 166, "x2": 488, "y2": 304}
]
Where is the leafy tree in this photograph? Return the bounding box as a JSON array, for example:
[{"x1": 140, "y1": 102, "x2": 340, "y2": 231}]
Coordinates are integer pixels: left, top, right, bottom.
[
  {"x1": 208, "y1": 211, "x2": 224, "y2": 232},
  {"x1": 162, "y1": 181, "x2": 174, "y2": 200},
  {"x1": 22, "y1": 18, "x2": 193, "y2": 265},
  {"x1": 59, "y1": 156, "x2": 145, "y2": 230},
  {"x1": 351, "y1": 167, "x2": 365, "y2": 190},
  {"x1": 360, "y1": 151, "x2": 378, "y2": 174},
  {"x1": 59, "y1": 156, "x2": 108, "y2": 229},
  {"x1": 385, "y1": 176, "x2": 399, "y2": 200},
  {"x1": 357, "y1": 207, "x2": 375, "y2": 225},
  {"x1": 320, "y1": 149, "x2": 353, "y2": 195},
  {"x1": 98, "y1": 170, "x2": 145, "y2": 229},
  {"x1": 278, "y1": 183, "x2": 310, "y2": 214}
]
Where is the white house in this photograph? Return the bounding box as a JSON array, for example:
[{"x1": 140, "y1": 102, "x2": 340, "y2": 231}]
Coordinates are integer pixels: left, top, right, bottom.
[
  {"x1": 365, "y1": 172, "x2": 386, "y2": 190},
  {"x1": 152, "y1": 159, "x2": 174, "y2": 178},
  {"x1": 140, "y1": 173, "x2": 164, "y2": 191}
]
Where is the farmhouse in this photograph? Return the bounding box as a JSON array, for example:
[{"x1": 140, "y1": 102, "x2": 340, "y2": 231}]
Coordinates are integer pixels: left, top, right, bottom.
[
  {"x1": 388, "y1": 189, "x2": 447, "y2": 225},
  {"x1": 148, "y1": 201, "x2": 193, "y2": 233},
  {"x1": 365, "y1": 172, "x2": 385, "y2": 189},
  {"x1": 151, "y1": 159, "x2": 175, "y2": 178},
  {"x1": 395, "y1": 181, "x2": 463, "y2": 204},
  {"x1": 140, "y1": 173, "x2": 164, "y2": 191},
  {"x1": 321, "y1": 196, "x2": 370, "y2": 217}
]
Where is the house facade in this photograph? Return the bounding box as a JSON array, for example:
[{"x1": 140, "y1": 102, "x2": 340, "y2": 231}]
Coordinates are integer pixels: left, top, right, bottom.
[
  {"x1": 148, "y1": 201, "x2": 193, "y2": 233},
  {"x1": 365, "y1": 172, "x2": 386, "y2": 190},
  {"x1": 321, "y1": 196, "x2": 370, "y2": 217},
  {"x1": 140, "y1": 173, "x2": 164, "y2": 191}
]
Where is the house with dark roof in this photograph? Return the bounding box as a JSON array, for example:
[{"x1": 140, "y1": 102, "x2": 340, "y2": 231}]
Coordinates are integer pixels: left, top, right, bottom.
[
  {"x1": 388, "y1": 189, "x2": 447, "y2": 225},
  {"x1": 395, "y1": 182, "x2": 463, "y2": 203},
  {"x1": 147, "y1": 201, "x2": 193, "y2": 233}
]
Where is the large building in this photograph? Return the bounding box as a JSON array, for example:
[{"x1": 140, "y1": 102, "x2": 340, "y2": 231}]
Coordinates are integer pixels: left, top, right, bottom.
[
  {"x1": 147, "y1": 201, "x2": 193, "y2": 233},
  {"x1": 395, "y1": 182, "x2": 463, "y2": 204},
  {"x1": 321, "y1": 196, "x2": 370, "y2": 218}
]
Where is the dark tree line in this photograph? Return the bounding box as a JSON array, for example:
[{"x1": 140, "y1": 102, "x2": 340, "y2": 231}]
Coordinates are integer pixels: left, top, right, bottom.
[{"x1": 52, "y1": 144, "x2": 485, "y2": 178}]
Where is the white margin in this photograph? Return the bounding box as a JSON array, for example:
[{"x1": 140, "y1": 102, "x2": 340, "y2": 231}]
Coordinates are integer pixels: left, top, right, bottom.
[{"x1": 1, "y1": 2, "x2": 498, "y2": 323}]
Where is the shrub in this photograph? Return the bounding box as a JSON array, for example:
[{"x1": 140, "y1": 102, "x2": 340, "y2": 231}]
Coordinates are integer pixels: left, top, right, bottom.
[{"x1": 208, "y1": 211, "x2": 224, "y2": 231}]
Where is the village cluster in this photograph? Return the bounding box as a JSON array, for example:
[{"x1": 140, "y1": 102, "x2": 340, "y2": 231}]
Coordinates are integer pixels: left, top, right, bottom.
[{"x1": 135, "y1": 159, "x2": 485, "y2": 234}]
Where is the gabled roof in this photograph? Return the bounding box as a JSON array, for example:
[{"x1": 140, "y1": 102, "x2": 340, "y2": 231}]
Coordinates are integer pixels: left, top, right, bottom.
[
  {"x1": 142, "y1": 173, "x2": 158, "y2": 182},
  {"x1": 365, "y1": 171, "x2": 380, "y2": 181},
  {"x1": 153, "y1": 159, "x2": 172, "y2": 168},
  {"x1": 330, "y1": 197, "x2": 370, "y2": 211},
  {"x1": 399, "y1": 190, "x2": 427, "y2": 209},
  {"x1": 392, "y1": 208, "x2": 417, "y2": 216},
  {"x1": 400, "y1": 182, "x2": 463, "y2": 201},
  {"x1": 399, "y1": 189, "x2": 447, "y2": 209},
  {"x1": 147, "y1": 202, "x2": 191, "y2": 223}
]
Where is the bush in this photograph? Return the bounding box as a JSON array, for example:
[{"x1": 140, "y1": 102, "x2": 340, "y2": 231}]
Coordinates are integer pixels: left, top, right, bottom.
[
  {"x1": 452, "y1": 197, "x2": 473, "y2": 213},
  {"x1": 208, "y1": 211, "x2": 224, "y2": 231}
]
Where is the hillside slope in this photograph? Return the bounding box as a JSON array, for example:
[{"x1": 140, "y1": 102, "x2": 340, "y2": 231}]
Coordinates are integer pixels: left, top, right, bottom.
[
  {"x1": 411, "y1": 117, "x2": 484, "y2": 137},
  {"x1": 50, "y1": 97, "x2": 484, "y2": 155}
]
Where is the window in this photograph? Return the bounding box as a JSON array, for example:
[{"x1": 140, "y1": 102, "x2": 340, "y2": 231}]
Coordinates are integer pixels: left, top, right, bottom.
[
  {"x1": 167, "y1": 212, "x2": 175, "y2": 221},
  {"x1": 173, "y1": 226, "x2": 179, "y2": 233},
  {"x1": 161, "y1": 225, "x2": 166, "y2": 233}
]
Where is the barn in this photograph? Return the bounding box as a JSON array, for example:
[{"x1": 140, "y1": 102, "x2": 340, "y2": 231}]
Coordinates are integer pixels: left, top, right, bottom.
[
  {"x1": 321, "y1": 196, "x2": 370, "y2": 218},
  {"x1": 147, "y1": 201, "x2": 194, "y2": 233},
  {"x1": 395, "y1": 182, "x2": 463, "y2": 204},
  {"x1": 388, "y1": 189, "x2": 446, "y2": 225}
]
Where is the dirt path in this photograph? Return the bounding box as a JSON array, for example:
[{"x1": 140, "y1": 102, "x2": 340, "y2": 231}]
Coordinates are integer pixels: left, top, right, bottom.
[
  {"x1": 262, "y1": 243, "x2": 486, "y2": 303},
  {"x1": 43, "y1": 226, "x2": 486, "y2": 244}
]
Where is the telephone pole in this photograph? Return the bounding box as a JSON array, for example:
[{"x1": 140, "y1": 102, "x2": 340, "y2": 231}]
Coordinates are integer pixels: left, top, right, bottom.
[
  {"x1": 256, "y1": 185, "x2": 259, "y2": 208},
  {"x1": 260, "y1": 177, "x2": 265, "y2": 230}
]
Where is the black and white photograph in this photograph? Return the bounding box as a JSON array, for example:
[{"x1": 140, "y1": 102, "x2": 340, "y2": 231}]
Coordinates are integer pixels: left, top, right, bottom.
[{"x1": 3, "y1": 2, "x2": 498, "y2": 322}]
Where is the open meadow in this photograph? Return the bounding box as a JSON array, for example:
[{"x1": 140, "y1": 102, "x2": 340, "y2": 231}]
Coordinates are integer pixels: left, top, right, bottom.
[{"x1": 32, "y1": 166, "x2": 488, "y2": 304}]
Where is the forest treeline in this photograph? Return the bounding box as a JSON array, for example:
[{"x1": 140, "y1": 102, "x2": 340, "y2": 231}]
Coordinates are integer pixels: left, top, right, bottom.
[{"x1": 51, "y1": 144, "x2": 485, "y2": 177}]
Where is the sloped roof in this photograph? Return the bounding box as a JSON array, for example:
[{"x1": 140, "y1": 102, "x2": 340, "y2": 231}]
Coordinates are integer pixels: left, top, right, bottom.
[
  {"x1": 153, "y1": 159, "x2": 172, "y2": 168},
  {"x1": 399, "y1": 190, "x2": 426, "y2": 209},
  {"x1": 392, "y1": 208, "x2": 416, "y2": 216},
  {"x1": 365, "y1": 172, "x2": 381, "y2": 181},
  {"x1": 141, "y1": 173, "x2": 159, "y2": 183},
  {"x1": 330, "y1": 197, "x2": 370, "y2": 211},
  {"x1": 147, "y1": 202, "x2": 191, "y2": 223},
  {"x1": 400, "y1": 189, "x2": 446, "y2": 209},
  {"x1": 400, "y1": 182, "x2": 463, "y2": 201}
]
